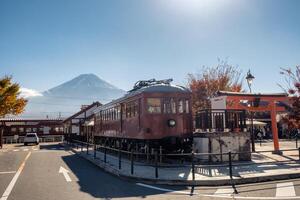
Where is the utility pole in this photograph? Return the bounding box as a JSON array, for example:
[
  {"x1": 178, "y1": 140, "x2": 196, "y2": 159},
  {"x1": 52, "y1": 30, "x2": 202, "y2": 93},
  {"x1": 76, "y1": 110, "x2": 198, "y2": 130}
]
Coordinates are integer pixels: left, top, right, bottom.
[{"x1": 0, "y1": 121, "x2": 3, "y2": 149}]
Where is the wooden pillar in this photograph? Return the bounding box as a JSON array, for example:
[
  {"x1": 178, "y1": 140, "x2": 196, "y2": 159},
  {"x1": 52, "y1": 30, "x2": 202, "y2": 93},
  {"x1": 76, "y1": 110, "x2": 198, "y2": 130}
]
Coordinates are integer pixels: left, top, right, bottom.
[{"x1": 271, "y1": 101, "x2": 280, "y2": 153}]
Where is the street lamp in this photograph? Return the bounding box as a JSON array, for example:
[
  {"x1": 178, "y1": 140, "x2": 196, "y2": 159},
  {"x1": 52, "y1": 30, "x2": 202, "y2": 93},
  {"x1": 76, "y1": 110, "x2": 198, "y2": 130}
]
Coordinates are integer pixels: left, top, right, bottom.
[
  {"x1": 246, "y1": 69, "x2": 255, "y2": 152},
  {"x1": 246, "y1": 70, "x2": 255, "y2": 93}
]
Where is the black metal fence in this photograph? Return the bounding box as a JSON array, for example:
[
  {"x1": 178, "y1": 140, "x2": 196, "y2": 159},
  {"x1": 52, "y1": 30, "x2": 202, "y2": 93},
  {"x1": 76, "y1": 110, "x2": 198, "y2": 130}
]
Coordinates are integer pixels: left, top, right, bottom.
[
  {"x1": 195, "y1": 109, "x2": 247, "y2": 132},
  {"x1": 67, "y1": 138, "x2": 300, "y2": 190}
]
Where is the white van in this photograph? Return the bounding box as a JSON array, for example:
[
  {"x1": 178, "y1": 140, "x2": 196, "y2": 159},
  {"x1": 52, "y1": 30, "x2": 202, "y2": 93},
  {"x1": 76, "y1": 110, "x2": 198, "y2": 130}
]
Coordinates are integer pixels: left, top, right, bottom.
[{"x1": 24, "y1": 133, "x2": 39, "y2": 145}]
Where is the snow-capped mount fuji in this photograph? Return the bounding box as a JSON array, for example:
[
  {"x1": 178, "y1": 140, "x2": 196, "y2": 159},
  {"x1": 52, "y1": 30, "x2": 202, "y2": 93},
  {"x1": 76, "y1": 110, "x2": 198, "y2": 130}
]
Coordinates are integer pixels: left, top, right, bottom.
[
  {"x1": 43, "y1": 73, "x2": 124, "y2": 99},
  {"x1": 22, "y1": 74, "x2": 125, "y2": 118}
]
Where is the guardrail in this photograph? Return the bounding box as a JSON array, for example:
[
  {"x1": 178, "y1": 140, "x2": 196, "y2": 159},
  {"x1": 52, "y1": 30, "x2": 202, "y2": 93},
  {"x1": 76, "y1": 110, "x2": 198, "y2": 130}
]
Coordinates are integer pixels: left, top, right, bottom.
[
  {"x1": 195, "y1": 109, "x2": 247, "y2": 132},
  {"x1": 2, "y1": 135, "x2": 64, "y2": 144},
  {"x1": 68, "y1": 138, "x2": 300, "y2": 191}
]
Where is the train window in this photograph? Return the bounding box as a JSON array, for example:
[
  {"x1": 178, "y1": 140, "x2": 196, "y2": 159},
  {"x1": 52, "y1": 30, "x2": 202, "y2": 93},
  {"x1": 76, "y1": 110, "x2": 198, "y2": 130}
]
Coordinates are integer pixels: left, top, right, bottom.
[
  {"x1": 122, "y1": 104, "x2": 126, "y2": 119},
  {"x1": 171, "y1": 98, "x2": 176, "y2": 113},
  {"x1": 185, "y1": 100, "x2": 189, "y2": 113},
  {"x1": 112, "y1": 109, "x2": 114, "y2": 120},
  {"x1": 117, "y1": 106, "x2": 121, "y2": 120},
  {"x1": 126, "y1": 104, "x2": 131, "y2": 118},
  {"x1": 178, "y1": 100, "x2": 184, "y2": 113},
  {"x1": 163, "y1": 99, "x2": 171, "y2": 113},
  {"x1": 163, "y1": 98, "x2": 176, "y2": 113},
  {"x1": 134, "y1": 101, "x2": 138, "y2": 116},
  {"x1": 147, "y1": 98, "x2": 161, "y2": 113}
]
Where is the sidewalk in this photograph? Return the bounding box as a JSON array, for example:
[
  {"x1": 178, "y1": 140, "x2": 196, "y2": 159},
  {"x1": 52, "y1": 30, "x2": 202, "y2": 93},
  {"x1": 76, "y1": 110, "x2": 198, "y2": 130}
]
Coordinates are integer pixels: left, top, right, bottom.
[{"x1": 65, "y1": 141, "x2": 300, "y2": 186}]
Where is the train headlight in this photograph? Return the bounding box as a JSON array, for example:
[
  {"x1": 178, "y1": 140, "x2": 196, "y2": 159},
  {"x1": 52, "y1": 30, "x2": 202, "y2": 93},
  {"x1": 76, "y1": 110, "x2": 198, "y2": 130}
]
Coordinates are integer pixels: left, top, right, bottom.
[{"x1": 168, "y1": 119, "x2": 176, "y2": 127}]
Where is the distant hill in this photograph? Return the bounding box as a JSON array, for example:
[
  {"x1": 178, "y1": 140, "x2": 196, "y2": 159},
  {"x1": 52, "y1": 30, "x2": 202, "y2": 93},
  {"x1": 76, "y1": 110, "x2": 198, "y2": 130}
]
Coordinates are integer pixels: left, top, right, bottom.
[{"x1": 22, "y1": 74, "x2": 125, "y2": 118}]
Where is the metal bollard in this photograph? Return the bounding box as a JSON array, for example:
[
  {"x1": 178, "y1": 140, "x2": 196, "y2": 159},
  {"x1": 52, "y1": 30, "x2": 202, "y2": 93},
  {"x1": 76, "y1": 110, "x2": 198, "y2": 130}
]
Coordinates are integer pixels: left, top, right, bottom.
[
  {"x1": 298, "y1": 147, "x2": 300, "y2": 161},
  {"x1": 155, "y1": 151, "x2": 158, "y2": 178},
  {"x1": 118, "y1": 148, "x2": 122, "y2": 170},
  {"x1": 296, "y1": 138, "x2": 298, "y2": 148},
  {"x1": 131, "y1": 150, "x2": 134, "y2": 175},
  {"x1": 81, "y1": 143, "x2": 83, "y2": 152}
]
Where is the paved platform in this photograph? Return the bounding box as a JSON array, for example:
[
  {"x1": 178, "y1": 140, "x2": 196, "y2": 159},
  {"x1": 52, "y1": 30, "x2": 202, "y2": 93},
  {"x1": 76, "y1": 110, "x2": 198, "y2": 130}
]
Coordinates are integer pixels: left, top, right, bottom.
[{"x1": 65, "y1": 140, "x2": 300, "y2": 186}]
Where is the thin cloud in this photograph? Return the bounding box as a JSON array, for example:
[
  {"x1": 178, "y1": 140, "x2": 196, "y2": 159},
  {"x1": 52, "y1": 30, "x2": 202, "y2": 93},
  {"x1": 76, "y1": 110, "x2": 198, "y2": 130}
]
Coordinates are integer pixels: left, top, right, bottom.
[{"x1": 20, "y1": 88, "x2": 43, "y2": 98}]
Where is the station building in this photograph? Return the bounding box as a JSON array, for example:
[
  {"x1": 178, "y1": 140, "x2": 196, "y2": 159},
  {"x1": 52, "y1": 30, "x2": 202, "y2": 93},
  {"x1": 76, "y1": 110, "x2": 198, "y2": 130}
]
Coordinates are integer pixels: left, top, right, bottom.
[
  {"x1": 0, "y1": 118, "x2": 64, "y2": 136},
  {"x1": 63, "y1": 102, "x2": 101, "y2": 142}
]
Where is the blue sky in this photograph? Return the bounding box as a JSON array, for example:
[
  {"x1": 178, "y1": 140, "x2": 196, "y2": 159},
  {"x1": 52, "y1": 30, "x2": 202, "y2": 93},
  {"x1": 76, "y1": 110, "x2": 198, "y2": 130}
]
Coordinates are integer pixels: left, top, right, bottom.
[{"x1": 0, "y1": 0, "x2": 299, "y2": 93}]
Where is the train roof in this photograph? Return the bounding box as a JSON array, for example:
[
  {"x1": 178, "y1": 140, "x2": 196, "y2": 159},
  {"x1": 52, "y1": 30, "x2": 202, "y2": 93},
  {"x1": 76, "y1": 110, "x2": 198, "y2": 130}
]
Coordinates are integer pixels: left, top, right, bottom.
[{"x1": 94, "y1": 84, "x2": 190, "y2": 112}]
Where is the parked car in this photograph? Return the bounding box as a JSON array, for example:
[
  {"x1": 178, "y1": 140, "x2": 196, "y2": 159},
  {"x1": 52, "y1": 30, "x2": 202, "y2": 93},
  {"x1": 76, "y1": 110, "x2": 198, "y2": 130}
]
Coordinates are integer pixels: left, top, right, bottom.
[{"x1": 24, "y1": 133, "x2": 39, "y2": 145}]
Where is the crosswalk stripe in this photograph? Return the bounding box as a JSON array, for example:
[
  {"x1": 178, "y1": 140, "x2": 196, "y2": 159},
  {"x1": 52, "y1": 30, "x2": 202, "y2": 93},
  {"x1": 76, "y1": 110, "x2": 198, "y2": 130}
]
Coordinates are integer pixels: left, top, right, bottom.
[
  {"x1": 23, "y1": 149, "x2": 28, "y2": 151},
  {"x1": 276, "y1": 182, "x2": 296, "y2": 197},
  {"x1": 214, "y1": 188, "x2": 234, "y2": 196},
  {"x1": 13, "y1": 149, "x2": 19, "y2": 152}
]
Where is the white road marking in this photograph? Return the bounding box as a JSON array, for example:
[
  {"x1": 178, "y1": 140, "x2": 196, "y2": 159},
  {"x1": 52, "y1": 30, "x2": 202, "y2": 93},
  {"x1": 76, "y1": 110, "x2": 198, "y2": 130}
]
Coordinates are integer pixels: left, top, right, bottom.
[
  {"x1": 0, "y1": 152, "x2": 31, "y2": 200},
  {"x1": 0, "y1": 171, "x2": 16, "y2": 175},
  {"x1": 137, "y1": 182, "x2": 300, "y2": 200},
  {"x1": 23, "y1": 149, "x2": 28, "y2": 151},
  {"x1": 258, "y1": 164, "x2": 278, "y2": 168},
  {"x1": 276, "y1": 182, "x2": 296, "y2": 197},
  {"x1": 214, "y1": 188, "x2": 234, "y2": 196},
  {"x1": 59, "y1": 166, "x2": 72, "y2": 182},
  {"x1": 13, "y1": 149, "x2": 19, "y2": 152},
  {"x1": 136, "y1": 183, "x2": 197, "y2": 195},
  {"x1": 204, "y1": 194, "x2": 300, "y2": 199}
]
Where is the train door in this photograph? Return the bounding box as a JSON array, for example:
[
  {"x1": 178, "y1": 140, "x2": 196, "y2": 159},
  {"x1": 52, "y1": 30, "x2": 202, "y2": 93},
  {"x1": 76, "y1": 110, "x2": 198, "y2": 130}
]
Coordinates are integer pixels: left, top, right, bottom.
[{"x1": 120, "y1": 103, "x2": 125, "y2": 137}]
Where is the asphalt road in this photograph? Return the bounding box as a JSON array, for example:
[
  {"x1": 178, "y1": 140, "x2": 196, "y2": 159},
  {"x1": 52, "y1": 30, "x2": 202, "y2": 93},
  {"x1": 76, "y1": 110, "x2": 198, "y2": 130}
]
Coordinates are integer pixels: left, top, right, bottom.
[{"x1": 1, "y1": 143, "x2": 300, "y2": 200}]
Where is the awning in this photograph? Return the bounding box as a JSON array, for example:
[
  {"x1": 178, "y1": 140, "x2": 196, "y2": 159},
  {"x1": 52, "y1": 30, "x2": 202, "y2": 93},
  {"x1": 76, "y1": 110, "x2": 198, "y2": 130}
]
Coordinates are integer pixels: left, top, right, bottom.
[{"x1": 246, "y1": 120, "x2": 267, "y2": 126}]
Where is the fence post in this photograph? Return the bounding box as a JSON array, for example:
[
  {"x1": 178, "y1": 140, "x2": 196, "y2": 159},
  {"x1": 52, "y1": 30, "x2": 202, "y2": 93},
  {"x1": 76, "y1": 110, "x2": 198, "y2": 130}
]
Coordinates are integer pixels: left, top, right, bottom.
[
  {"x1": 159, "y1": 146, "x2": 162, "y2": 163},
  {"x1": 118, "y1": 148, "x2": 122, "y2": 170},
  {"x1": 94, "y1": 143, "x2": 96, "y2": 159},
  {"x1": 229, "y1": 151, "x2": 233, "y2": 179},
  {"x1": 86, "y1": 142, "x2": 89, "y2": 155},
  {"x1": 146, "y1": 146, "x2": 150, "y2": 163},
  {"x1": 131, "y1": 150, "x2": 134, "y2": 175},
  {"x1": 104, "y1": 145, "x2": 107, "y2": 163},
  {"x1": 192, "y1": 151, "x2": 195, "y2": 181},
  {"x1": 155, "y1": 151, "x2": 158, "y2": 178}
]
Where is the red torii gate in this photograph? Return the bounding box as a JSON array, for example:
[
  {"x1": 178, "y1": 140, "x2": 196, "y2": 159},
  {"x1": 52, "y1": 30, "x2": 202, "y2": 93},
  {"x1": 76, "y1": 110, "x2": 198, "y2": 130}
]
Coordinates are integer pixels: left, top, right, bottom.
[{"x1": 212, "y1": 91, "x2": 290, "y2": 153}]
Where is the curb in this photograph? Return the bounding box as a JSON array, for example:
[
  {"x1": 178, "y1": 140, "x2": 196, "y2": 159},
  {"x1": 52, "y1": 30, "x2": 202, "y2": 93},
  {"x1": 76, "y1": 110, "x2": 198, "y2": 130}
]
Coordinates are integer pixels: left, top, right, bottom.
[{"x1": 66, "y1": 145, "x2": 300, "y2": 186}]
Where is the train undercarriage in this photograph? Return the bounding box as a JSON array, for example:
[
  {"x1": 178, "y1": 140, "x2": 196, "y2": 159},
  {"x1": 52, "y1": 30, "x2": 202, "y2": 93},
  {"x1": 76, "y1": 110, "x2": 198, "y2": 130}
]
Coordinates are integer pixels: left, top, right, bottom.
[{"x1": 93, "y1": 135, "x2": 193, "y2": 154}]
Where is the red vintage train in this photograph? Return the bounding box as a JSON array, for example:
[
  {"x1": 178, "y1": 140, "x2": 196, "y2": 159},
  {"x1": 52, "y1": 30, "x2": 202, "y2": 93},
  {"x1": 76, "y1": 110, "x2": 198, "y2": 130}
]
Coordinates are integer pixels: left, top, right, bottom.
[{"x1": 93, "y1": 79, "x2": 193, "y2": 152}]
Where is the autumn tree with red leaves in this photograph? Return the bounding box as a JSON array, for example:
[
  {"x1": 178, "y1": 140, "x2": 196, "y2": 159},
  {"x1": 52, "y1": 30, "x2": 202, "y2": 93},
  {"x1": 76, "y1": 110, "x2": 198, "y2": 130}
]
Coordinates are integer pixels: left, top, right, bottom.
[
  {"x1": 187, "y1": 60, "x2": 243, "y2": 113},
  {"x1": 280, "y1": 66, "x2": 300, "y2": 129}
]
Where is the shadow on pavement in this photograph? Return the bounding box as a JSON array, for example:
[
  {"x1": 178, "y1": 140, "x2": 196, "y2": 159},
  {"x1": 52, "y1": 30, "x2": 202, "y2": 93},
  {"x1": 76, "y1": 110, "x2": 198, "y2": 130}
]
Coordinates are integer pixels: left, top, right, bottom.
[
  {"x1": 39, "y1": 143, "x2": 63, "y2": 150},
  {"x1": 61, "y1": 153, "x2": 191, "y2": 199}
]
